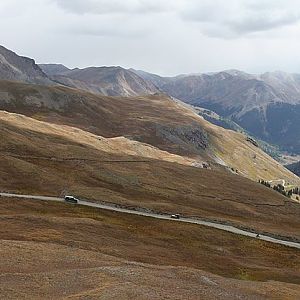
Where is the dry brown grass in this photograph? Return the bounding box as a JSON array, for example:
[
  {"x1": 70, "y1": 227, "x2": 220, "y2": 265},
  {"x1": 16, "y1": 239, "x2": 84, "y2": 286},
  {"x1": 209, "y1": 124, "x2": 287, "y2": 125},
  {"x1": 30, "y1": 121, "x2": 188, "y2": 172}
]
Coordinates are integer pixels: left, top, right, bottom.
[
  {"x1": 0, "y1": 197, "x2": 300, "y2": 299},
  {"x1": 0, "y1": 111, "x2": 194, "y2": 166}
]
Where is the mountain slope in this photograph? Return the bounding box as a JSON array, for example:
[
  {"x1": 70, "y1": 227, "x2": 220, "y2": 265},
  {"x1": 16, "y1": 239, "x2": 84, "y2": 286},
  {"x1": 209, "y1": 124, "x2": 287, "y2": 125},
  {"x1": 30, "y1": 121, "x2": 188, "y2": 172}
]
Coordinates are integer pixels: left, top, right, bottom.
[
  {"x1": 1, "y1": 110, "x2": 300, "y2": 240},
  {"x1": 0, "y1": 80, "x2": 298, "y2": 185},
  {"x1": 0, "y1": 45, "x2": 52, "y2": 85},
  {"x1": 39, "y1": 63, "x2": 71, "y2": 76},
  {"x1": 134, "y1": 69, "x2": 300, "y2": 154},
  {"x1": 44, "y1": 65, "x2": 160, "y2": 96}
]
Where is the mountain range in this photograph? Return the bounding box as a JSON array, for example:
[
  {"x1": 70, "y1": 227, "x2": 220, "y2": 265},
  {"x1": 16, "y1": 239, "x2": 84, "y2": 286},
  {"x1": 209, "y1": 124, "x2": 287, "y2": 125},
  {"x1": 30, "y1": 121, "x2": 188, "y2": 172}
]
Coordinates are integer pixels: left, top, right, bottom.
[
  {"x1": 1, "y1": 44, "x2": 300, "y2": 297},
  {"x1": 1, "y1": 44, "x2": 300, "y2": 178},
  {"x1": 133, "y1": 69, "x2": 300, "y2": 155},
  {"x1": 39, "y1": 58, "x2": 300, "y2": 155},
  {"x1": 40, "y1": 64, "x2": 159, "y2": 96}
]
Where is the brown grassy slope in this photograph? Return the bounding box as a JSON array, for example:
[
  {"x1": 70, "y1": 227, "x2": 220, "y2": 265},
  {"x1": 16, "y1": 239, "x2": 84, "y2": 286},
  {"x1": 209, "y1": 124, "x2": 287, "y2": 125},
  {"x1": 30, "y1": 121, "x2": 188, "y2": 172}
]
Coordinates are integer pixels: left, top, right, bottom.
[
  {"x1": 0, "y1": 80, "x2": 298, "y2": 184},
  {"x1": 1, "y1": 112, "x2": 300, "y2": 239},
  {"x1": 0, "y1": 197, "x2": 300, "y2": 299},
  {"x1": 0, "y1": 111, "x2": 193, "y2": 166}
]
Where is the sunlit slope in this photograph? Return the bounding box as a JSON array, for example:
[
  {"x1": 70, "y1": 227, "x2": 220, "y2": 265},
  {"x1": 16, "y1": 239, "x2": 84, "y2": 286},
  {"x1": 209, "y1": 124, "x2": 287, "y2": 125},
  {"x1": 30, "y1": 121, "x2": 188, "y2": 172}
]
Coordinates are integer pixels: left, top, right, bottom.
[{"x1": 0, "y1": 111, "x2": 193, "y2": 166}]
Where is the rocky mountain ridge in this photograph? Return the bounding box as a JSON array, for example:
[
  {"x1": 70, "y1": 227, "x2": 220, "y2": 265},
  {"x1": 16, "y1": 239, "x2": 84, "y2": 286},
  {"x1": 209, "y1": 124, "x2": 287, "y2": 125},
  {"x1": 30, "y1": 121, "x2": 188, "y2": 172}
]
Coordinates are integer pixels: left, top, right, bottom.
[
  {"x1": 0, "y1": 45, "x2": 52, "y2": 85},
  {"x1": 2, "y1": 43, "x2": 300, "y2": 156},
  {"x1": 0, "y1": 45, "x2": 159, "y2": 97},
  {"x1": 41, "y1": 64, "x2": 160, "y2": 96}
]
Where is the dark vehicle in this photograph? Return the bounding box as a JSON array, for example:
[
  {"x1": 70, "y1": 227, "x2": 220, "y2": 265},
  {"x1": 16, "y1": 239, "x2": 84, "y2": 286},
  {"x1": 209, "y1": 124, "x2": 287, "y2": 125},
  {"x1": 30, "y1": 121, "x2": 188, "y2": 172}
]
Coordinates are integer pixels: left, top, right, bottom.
[
  {"x1": 64, "y1": 195, "x2": 78, "y2": 204},
  {"x1": 171, "y1": 214, "x2": 180, "y2": 219},
  {"x1": 256, "y1": 233, "x2": 260, "y2": 238},
  {"x1": 246, "y1": 137, "x2": 259, "y2": 147}
]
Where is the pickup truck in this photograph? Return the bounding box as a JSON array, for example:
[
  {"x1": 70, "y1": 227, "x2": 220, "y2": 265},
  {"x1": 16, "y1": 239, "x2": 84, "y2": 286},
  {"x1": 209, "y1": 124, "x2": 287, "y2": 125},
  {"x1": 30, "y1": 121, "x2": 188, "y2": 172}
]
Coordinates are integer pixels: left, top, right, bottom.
[{"x1": 64, "y1": 195, "x2": 78, "y2": 204}]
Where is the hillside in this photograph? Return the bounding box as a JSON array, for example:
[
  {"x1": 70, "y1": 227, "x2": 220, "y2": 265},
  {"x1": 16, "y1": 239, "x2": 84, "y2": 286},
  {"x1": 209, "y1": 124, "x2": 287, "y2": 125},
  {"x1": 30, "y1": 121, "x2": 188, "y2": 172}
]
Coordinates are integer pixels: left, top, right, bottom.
[
  {"x1": 134, "y1": 69, "x2": 300, "y2": 154},
  {"x1": 195, "y1": 107, "x2": 282, "y2": 160},
  {"x1": 1, "y1": 198, "x2": 300, "y2": 299},
  {"x1": 1, "y1": 111, "x2": 300, "y2": 240},
  {"x1": 0, "y1": 45, "x2": 52, "y2": 85},
  {"x1": 42, "y1": 64, "x2": 160, "y2": 96},
  {"x1": 0, "y1": 80, "x2": 298, "y2": 185}
]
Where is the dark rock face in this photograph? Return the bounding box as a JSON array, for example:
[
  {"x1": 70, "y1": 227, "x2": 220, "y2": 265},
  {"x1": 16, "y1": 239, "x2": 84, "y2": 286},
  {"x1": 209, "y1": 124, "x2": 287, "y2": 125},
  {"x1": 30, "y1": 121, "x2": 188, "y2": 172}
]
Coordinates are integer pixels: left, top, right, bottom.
[
  {"x1": 155, "y1": 125, "x2": 209, "y2": 153},
  {"x1": 0, "y1": 45, "x2": 52, "y2": 85}
]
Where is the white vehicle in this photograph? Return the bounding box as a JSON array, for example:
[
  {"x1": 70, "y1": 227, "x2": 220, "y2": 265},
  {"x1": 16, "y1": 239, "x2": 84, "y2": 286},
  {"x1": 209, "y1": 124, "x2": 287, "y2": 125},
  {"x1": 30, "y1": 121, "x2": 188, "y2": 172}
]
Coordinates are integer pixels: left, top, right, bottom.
[{"x1": 171, "y1": 214, "x2": 180, "y2": 219}]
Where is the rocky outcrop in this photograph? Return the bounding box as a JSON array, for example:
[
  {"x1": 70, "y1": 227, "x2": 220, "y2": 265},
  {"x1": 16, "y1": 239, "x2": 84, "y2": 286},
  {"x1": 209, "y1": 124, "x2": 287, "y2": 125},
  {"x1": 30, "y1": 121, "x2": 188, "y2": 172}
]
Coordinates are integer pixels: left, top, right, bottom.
[{"x1": 155, "y1": 124, "x2": 209, "y2": 153}]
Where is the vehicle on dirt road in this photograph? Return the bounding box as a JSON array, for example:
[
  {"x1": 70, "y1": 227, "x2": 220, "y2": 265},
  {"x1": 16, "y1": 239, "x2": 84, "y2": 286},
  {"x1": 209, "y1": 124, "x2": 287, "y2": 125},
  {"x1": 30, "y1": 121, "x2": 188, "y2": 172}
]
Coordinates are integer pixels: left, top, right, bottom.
[
  {"x1": 64, "y1": 195, "x2": 78, "y2": 204},
  {"x1": 171, "y1": 214, "x2": 180, "y2": 219}
]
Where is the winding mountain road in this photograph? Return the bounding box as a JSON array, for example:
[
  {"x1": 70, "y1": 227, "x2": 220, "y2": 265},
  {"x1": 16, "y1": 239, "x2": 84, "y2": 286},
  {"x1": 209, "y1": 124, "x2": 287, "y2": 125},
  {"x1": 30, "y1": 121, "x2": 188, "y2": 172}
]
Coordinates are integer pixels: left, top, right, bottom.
[{"x1": 1, "y1": 192, "x2": 300, "y2": 250}]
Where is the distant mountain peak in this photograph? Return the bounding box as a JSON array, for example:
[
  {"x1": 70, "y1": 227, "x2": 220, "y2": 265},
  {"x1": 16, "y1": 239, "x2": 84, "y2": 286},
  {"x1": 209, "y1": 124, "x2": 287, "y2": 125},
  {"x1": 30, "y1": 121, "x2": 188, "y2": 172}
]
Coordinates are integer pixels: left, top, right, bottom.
[
  {"x1": 0, "y1": 45, "x2": 52, "y2": 85},
  {"x1": 42, "y1": 65, "x2": 160, "y2": 97},
  {"x1": 39, "y1": 63, "x2": 71, "y2": 76}
]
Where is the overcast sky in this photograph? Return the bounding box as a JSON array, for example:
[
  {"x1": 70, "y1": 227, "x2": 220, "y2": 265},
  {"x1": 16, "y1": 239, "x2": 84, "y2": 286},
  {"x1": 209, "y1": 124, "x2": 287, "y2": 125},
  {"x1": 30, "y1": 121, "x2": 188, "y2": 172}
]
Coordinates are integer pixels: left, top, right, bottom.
[{"x1": 1, "y1": 0, "x2": 300, "y2": 76}]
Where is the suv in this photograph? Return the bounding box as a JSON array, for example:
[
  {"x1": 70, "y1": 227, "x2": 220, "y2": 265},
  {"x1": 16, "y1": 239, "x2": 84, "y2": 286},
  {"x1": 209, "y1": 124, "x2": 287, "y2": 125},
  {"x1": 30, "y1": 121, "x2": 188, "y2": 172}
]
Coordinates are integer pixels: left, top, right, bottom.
[
  {"x1": 64, "y1": 195, "x2": 78, "y2": 204},
  {"x1": 171, "y1": 214, "x2": 180, "y2": 219}
]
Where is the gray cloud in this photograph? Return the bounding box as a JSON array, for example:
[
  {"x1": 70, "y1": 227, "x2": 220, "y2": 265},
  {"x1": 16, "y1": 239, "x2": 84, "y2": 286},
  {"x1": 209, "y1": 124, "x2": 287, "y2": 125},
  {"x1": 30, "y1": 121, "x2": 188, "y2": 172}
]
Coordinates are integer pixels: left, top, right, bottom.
[
  {"x1": 57, "y1": 13, "x2": 150, "y2": 38},
  {"x1": 52, "y1": 0, "x2": 300, "y2": 38},
  {"x1": 1, "y1": 0, "x2": 300, "y2": 76},
  {"x1": 52, "y1": 0, "x2": 174, "y2": 15},
  {"x1": 181, "y1": 0, "x2": 300, "y2": 37}
]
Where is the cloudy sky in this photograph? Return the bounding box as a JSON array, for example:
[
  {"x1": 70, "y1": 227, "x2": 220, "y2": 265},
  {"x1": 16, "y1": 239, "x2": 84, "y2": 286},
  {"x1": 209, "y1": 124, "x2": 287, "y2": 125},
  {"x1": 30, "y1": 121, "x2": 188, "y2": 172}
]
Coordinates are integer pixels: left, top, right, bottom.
[{"x1": 1, "y1": 0, "x2": 300, "y2": 75}]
